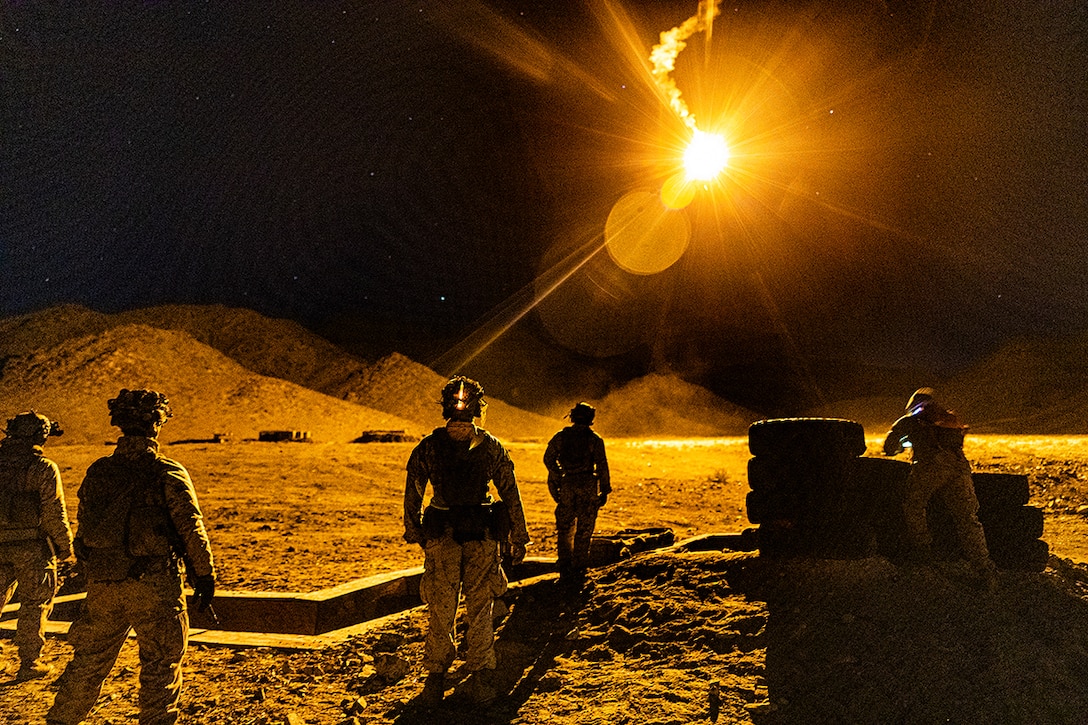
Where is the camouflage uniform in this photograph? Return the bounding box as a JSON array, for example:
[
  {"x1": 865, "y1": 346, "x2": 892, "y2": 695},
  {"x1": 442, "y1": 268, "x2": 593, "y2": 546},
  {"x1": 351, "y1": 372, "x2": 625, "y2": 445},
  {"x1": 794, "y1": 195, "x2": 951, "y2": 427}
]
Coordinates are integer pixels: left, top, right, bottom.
[
  {"x1": 0, "y1": 418, "x2": 74, "y2": 676},
  {"x1": 884, "y1": 390, "x2": 993, "y2": 575},
  {"x1": 544, "y1": 416, "x2": 610, "y2": 577},
  {"x1": 49, "y1": 428, "x2": 215, "y2": 725},
  {"x1": 404, "y1": 421, "x2": 529, "y2": 677}
]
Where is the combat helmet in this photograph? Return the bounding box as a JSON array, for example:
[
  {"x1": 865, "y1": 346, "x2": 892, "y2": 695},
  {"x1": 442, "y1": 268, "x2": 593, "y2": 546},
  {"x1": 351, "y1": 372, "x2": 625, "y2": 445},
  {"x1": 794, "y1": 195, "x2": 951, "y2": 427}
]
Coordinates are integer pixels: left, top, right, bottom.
[
  {"x1": 440, "y1": 376, "x2": 486, "y2": 421},
  {"x1": 4, "y1": 411, "x2": 63, "y2": 442},
  {"x1": 569, "y1": 402, "x2": 596, "y2": 425},
  {"x1": 108, "y1": 388, "x2": 172, "y2": 435},
  {"x1": 906, "y1": 387, "x2": 936, "y2": 413}
]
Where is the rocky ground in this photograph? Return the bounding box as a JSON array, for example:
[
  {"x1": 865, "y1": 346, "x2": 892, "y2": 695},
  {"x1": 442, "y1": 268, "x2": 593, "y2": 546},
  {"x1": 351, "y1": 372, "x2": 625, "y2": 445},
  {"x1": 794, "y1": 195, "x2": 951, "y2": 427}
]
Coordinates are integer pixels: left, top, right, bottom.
[{"x1": 3, "y1": 435, "x2": 1088, "y2": 724}]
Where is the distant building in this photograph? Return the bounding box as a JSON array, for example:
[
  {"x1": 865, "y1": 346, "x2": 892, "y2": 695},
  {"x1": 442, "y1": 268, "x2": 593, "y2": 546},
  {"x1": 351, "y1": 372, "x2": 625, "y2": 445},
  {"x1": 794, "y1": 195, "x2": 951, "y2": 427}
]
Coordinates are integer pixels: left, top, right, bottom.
[
  {"x1": 353, "y1": 430, "x2": 418, "y2": 443},
  {"x1": 258, "y1": 430, "x2": 312, "y2": 443}
]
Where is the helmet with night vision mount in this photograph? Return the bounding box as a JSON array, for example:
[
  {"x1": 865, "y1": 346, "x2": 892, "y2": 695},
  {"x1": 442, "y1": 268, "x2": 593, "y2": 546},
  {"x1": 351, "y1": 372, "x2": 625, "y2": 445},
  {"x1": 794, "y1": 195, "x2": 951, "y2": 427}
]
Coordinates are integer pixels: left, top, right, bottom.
[
  {"x1": 440, "y1": 376, "x2": 486, "y2": 421},
  {"x1": 4, "y1": 411, "x2": 63, "y2": 441}
]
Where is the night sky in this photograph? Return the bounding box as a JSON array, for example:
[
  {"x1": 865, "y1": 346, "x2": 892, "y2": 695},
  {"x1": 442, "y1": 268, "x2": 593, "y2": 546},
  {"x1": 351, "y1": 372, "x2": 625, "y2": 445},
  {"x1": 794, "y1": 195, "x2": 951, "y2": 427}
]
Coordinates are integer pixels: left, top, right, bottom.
[{"x1": 2, "y1": 1, "x2": 1085, "y2": 408}]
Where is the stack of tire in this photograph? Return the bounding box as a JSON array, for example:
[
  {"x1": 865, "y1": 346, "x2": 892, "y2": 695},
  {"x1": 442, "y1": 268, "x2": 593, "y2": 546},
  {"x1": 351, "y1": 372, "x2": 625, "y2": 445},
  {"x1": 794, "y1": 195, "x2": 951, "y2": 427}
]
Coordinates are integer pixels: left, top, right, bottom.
[
  {"x1": 932, "y1": 472, "x2": 1049, "y2": 571},
  {"x1": 850, "y1": 457, "x2": 1048, "y2": 571},
  {"x1": 746, "y1": 418, "x2": 871, "y2": 558},
  {"x1": 745, "y1": 419, "x2": 1048, "y2": 571}
]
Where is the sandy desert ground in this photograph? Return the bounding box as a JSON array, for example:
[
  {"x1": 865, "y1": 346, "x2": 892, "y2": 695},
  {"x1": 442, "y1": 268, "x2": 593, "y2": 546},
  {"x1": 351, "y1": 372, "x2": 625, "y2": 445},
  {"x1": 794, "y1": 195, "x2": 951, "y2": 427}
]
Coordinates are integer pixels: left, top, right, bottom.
[{"x1": 4, "y1": 434, "x2": 1088, "y2": 724}]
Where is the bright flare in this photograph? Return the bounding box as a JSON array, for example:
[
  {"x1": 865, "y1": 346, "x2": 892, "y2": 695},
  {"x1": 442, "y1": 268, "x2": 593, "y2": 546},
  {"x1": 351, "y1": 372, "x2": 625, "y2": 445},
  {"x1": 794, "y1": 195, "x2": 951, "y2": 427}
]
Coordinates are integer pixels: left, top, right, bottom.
[{"x1": 684, "y1": 129, "x2": 730, "y2": 181}]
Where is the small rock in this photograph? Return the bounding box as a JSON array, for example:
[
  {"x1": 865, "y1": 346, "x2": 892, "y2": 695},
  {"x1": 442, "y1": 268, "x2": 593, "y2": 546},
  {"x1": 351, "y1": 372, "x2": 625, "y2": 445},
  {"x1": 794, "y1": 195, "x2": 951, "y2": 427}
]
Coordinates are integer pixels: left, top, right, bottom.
[
  {"x1": 343, "y1": 695, "x2": 367, "y2": 715},
  {"x1": 284, "y1": 714, "x2": 306, "y2": 725},
  {"x1": 746, "y1": 701, "x2": 778, "y2": 715},
  {"x1": 1076, "y1": 504, "x2": 1088, "y2": 516},
  {"x1": 373, "y1": 632, "x2": 406, "y2": 652},
  {"x1": 538, "y1": 672, "x2": 564, "y2": 691},
  {"x1": 373, "y1": 652, "x2": 409, "y2": 681}
]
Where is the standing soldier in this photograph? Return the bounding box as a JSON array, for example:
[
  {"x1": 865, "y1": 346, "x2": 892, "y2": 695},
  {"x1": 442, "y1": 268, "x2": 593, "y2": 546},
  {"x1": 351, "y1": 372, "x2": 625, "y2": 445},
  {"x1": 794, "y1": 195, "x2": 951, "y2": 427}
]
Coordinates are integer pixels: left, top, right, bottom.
[
  {"x1": 0, "y1": 411, "x2": 73, "y2": 681},
  {"x1": 543, "y1": 402, "x2": 610, "y2": 583},
  {"x1": 883, "y1": 388, "x2": 997, "y2": 589},
  {"x1": 403, "y1": 376, "x2": 530, "y2": 707},
  {"x1": 48, "y1": 389, "x2": 216, "y2": 725}
]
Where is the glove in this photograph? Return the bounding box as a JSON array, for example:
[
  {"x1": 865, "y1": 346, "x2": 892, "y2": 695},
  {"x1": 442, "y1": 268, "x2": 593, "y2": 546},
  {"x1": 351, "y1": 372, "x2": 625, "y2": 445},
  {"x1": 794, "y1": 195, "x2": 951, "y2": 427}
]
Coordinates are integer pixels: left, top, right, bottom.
[
  {"x1": 509, "y1": 542, "x2": 527, "y2": 565},
  {"x1": 597, "y1": 492, "x2": 609, "y2": 508},
  {"x1": 404, "y1": 528, "x2": 425, "y2": 547},
  {"x1": 547, "y1": 473, "x2": 561, "y2": 503},
  {"x1": 193, "y1": 575, "x2": 216, "y2": 612}
]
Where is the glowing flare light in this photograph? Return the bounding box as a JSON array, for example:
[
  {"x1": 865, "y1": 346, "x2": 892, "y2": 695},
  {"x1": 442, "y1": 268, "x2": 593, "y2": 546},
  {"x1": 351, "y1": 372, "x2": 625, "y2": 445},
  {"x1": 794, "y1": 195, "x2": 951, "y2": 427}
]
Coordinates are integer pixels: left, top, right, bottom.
[{"x1": 683, "y1": 129, "x2": 730, "y2": 181}]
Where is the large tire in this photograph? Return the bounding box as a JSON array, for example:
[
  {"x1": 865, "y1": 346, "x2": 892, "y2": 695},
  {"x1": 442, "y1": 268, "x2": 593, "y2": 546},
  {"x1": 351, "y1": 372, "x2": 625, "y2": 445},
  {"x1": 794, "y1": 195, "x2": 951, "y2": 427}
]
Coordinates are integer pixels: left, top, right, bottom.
[
  {"x1": 972, "y1": 472, "x2": 1030, "y2": 509},
  {"x1": 745, "y1": 489, "x2": 801, "y2": 525},
  {"x1": 990, "y1": 538, "x2": 1049, "y2": 572},
  {"x1": 747, "y1": 455, "x2": 852, "y2": 493},
  {"x1": 850, "y1": 457, "x2": 912, "y2": 559},
  {"x1": 979, "y1": 505, "x2": 1045, "y2": 542},
  {"x1": 748, "y1": 418, "x2": 867, "y2": 459}
]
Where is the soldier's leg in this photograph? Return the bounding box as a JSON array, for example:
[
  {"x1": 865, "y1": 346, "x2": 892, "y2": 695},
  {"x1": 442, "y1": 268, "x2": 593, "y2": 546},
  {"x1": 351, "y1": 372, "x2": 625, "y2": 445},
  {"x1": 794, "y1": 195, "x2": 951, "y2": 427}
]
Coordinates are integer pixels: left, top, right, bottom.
[
  {"x1": 47, "y1": 582, "x2": 131, "y2": 725},
  {"x1": 419, "y1": 536, "x2": 464, "y2": 674},
  {"x1": 938, "y1": 468, "x2": 992, "y2": 568},
  {"x1": 0, "y1": 557, "x2": 16, "y2": 617},
  {"x1": 12, "y1": 545, "x2": 58, "y2": 668},
  {"x1": 0, "y1": 558, "x2": 15, "y2": 672},
  {"x1": 130, "y1": 573, "x2": 188, "y2": 725},
  {"x1": 461, "y1": 539, "x2": 507, "y2": 672},
  {"x1": 570, "y1": 490, "x2": 600, "y2": 572},
  {"x1": 555, "y1": 488, "x2": 578, "y2": 573},
  {"x1": 902, "y1": 463, "x2": 942, "y2": 560}
]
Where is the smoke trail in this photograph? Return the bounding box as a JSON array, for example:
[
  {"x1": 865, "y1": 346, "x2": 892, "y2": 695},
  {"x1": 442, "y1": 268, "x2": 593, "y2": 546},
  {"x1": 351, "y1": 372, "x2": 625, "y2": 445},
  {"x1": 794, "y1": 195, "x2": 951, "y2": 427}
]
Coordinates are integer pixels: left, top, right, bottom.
[{"x1": 649, "y1": 0, "x2": 722, "y2": 130}]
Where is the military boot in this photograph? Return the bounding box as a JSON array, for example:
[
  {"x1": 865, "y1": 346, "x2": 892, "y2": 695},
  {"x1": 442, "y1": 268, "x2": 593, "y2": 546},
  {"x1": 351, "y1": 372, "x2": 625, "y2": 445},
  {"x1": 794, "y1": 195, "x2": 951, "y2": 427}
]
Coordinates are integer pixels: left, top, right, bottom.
[
  {"x1": 16, "y1": 660, "x2": 53, "y2": 681},
  {"x1": 420, "y1": 671, "x2": 446, "y2": 705},
  {"x1": 460, "y1": 668, "x2": 498, "y2": 706}
]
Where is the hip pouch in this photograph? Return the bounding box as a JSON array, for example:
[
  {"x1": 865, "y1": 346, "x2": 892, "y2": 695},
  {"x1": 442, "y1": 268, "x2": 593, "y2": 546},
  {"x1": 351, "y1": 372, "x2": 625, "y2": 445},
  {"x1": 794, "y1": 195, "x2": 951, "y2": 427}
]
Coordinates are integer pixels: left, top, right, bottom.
[
  {"x1": 450, "y1": 504, "x2": 492, "y2": 543},
  {"x1": 421, "y1": 506, "x2": 448, "y2": 542}
]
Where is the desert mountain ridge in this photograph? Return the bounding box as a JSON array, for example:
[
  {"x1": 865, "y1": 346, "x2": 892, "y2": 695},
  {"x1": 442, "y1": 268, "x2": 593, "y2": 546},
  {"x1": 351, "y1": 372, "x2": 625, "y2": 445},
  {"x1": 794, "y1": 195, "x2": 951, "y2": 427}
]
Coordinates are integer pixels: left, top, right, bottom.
[
  {"x1": 2, "y1": 303, "x2": 1086, "y2": 440},
  {"x1": 0, "y1": 305, "x2": 755, "y2": 442}
]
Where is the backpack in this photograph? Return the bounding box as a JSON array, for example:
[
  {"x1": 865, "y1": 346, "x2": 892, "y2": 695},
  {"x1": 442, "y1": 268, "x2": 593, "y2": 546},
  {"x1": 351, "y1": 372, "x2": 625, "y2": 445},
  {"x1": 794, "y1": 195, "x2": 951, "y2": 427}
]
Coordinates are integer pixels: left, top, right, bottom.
[
  {"x1": 558, "y1": 427, "x2": 596, "y2": 475},
  {"x1": 0, "y1": 449, "x2": 42, "y2": 532},
  {"x1": 78, "y1": 454, "x2": 179, "y2": 558}
]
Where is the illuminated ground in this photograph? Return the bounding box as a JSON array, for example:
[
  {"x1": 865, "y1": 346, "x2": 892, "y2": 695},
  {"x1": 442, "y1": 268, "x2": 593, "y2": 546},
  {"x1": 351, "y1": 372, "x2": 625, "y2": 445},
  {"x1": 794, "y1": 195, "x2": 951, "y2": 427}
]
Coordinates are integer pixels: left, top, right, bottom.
[{"x1": 4, "y1": 435, "x2": 1088, "y2": 723}]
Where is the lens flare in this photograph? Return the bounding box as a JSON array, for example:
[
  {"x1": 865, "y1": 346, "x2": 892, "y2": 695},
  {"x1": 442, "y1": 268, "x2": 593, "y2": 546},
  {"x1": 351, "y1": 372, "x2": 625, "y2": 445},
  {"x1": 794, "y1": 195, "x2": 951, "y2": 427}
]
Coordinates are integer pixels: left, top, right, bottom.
[{"x1": 605, "y1": 191, "x2": 691, "y2": 275}]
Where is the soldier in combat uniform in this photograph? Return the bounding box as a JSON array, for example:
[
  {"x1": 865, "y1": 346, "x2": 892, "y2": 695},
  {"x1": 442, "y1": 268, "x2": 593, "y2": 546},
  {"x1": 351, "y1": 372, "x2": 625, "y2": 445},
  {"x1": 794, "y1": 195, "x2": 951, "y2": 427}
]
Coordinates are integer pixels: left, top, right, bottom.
[
  {"x1": 544, "y1": 402, "x2": 610, "y2": 583},
  {"x1": 403, "y1": 376, "x2": 530, "y2": 706},
  {"x1": 883, "y1": 388, "x2": 997, "y2": 589},
  {"x1": 0, "y1": 411, "x2": 73, "y2": 681},
  {"x1": 48, "y1": 390, "x2": 216, "y2": 725}
]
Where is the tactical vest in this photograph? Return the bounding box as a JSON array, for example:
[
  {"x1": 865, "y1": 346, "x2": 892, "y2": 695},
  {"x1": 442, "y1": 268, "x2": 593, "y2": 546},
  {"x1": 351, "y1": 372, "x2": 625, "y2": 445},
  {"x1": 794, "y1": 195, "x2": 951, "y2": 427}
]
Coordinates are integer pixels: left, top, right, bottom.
[
  {"x1": 0, "y1": 448, "x2": 42, "y2": 541},
  {"x1": 558, "y1": 427, "x2": 596, "y2": 475},
  {"x1": 427, "y1": 429, "x2": 493, "y2": 507},
  {"x1": 79, "y1": 454, "x2": 179, "y2": 559}
]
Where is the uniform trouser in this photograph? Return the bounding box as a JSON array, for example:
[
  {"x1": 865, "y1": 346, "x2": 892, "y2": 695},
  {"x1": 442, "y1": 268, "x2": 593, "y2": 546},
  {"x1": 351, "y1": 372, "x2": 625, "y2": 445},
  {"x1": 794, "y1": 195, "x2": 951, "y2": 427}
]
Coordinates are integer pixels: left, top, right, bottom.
[
  {"x1": 555, "y1": 478, "x2": 600, "y2": 572},
  {"x1": 47, "y1": 571, "x2": 188, "y2": 725},
  {"x1": 903, "y1": 451, "x2": 991, "y2": 568},
  {"x1": 0, "y1": 540, "x2": 57, "y2": 665},
  {"x1": 419, "y1": 534, "x2": 508, "y2": 674}
]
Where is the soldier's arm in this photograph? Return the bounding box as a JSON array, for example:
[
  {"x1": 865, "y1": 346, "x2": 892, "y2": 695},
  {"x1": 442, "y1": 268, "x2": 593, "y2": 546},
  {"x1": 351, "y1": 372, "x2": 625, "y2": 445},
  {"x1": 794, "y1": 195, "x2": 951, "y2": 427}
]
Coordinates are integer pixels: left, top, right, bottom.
[
  {"x1": 32, "y1": 458, "x2": 74, "y2": 559},
  {"x1": 594, "y1": 435, "x2": 611, "y2": 495},
  {"x1": 492, "y1": 444, "x2": 530, "y2": 546},
  {"x1": 883, "y1": 416, "x2": 911, "y2": 456},
  {"x1": 542, "y1": 434, "x2": 562, "y2": 476},
  {"x1": 403, "y1": 445, "x2": 428, "y2": 544},
  {"x1": 162, "y1": 463, "x2": 216, "y2": 580}
]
